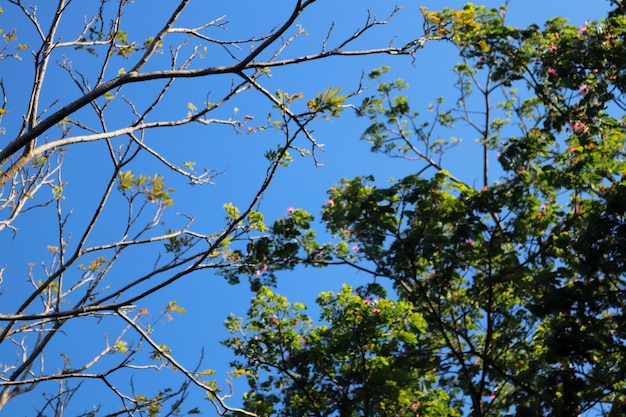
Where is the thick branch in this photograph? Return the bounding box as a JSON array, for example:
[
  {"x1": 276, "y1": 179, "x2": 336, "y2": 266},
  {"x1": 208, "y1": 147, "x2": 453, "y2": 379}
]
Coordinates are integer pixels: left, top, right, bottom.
[{"x1": 0, "y1": 41, "x2": 429, "y2": 187}]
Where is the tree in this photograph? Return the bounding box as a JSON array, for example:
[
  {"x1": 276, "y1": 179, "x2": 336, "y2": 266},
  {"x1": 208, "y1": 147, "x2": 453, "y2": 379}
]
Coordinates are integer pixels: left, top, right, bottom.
[
  {"x1": 224, "y1": 285, "x2": 456, "y2": 417},
  {"x1": 0, "y1": 1, "x2": 434, "y2": 415},
  {"x1": 225, "y1": 2, "x2": 626, "y2": 416}
]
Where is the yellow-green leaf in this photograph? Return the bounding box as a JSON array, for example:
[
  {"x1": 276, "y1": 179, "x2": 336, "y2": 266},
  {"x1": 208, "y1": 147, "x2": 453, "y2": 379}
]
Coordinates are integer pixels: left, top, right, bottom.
[{"x1": 114, "y1": 341, "x2": 128, "y2": 353}]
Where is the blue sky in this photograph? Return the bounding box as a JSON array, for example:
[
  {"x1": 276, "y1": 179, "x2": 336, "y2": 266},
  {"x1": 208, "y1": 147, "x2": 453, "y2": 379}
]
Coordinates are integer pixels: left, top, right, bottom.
[{"x1": 0, "y1": 1, "x2": 611, "y2": 415}]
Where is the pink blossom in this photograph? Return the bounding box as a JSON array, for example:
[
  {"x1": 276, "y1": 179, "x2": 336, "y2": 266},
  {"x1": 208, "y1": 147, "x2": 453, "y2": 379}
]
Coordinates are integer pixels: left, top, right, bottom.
[
  {"x1": 465, "y1": 238, "x2": 474, "y2": 245},
  {"x1": 569, "y1": 121, "x2": 588, "y2": 133},
  {"x1": 326, "y1": 198, "x2": 334, "y2": 207},
  {"x1": 578, "y1": 84, "x2": 588, "y2": 95},
  {"x1": 578, "y1": 25, "x2": 587, "y2": 35},
  {"x1": 547, "y1": 44, "x2": 558, "y2": 52},
  {"x1": 352, "y1": 244, "x2": 360, "y2": 252},
  {"x1": 287, "y1": 207, "x2": 295, "y2": 214},
  {"x1": 547, "y1": 67, "x2": 558, "y2": 77}
]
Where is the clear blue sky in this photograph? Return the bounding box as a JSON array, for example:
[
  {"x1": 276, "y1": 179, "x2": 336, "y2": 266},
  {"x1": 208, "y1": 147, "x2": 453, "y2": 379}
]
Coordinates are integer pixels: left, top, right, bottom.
[{"x1": 0, "y1": 1, "x2": 610, "y2": 415}]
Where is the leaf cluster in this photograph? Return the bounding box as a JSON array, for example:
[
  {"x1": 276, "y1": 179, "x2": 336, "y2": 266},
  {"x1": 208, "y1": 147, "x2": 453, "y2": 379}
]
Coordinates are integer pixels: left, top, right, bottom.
[{"x1": 224, "y1": 286, "x2": 458, "y2": 417}]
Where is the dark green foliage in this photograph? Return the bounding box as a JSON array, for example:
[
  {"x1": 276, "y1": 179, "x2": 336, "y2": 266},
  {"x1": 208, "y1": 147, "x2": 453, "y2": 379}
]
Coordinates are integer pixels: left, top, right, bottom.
[{"x1": 223, "y1": 3, "x2": 626, "y2": 416}]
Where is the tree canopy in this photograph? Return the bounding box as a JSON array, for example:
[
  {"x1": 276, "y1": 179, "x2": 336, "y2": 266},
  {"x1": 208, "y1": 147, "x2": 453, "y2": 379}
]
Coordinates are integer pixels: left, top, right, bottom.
[
  {"x1": 2, "y1": 1, "x2": 626, "y2": 416},
  {"x1": 224, "y1": 2, "x2": 626, "y2": 416}
]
